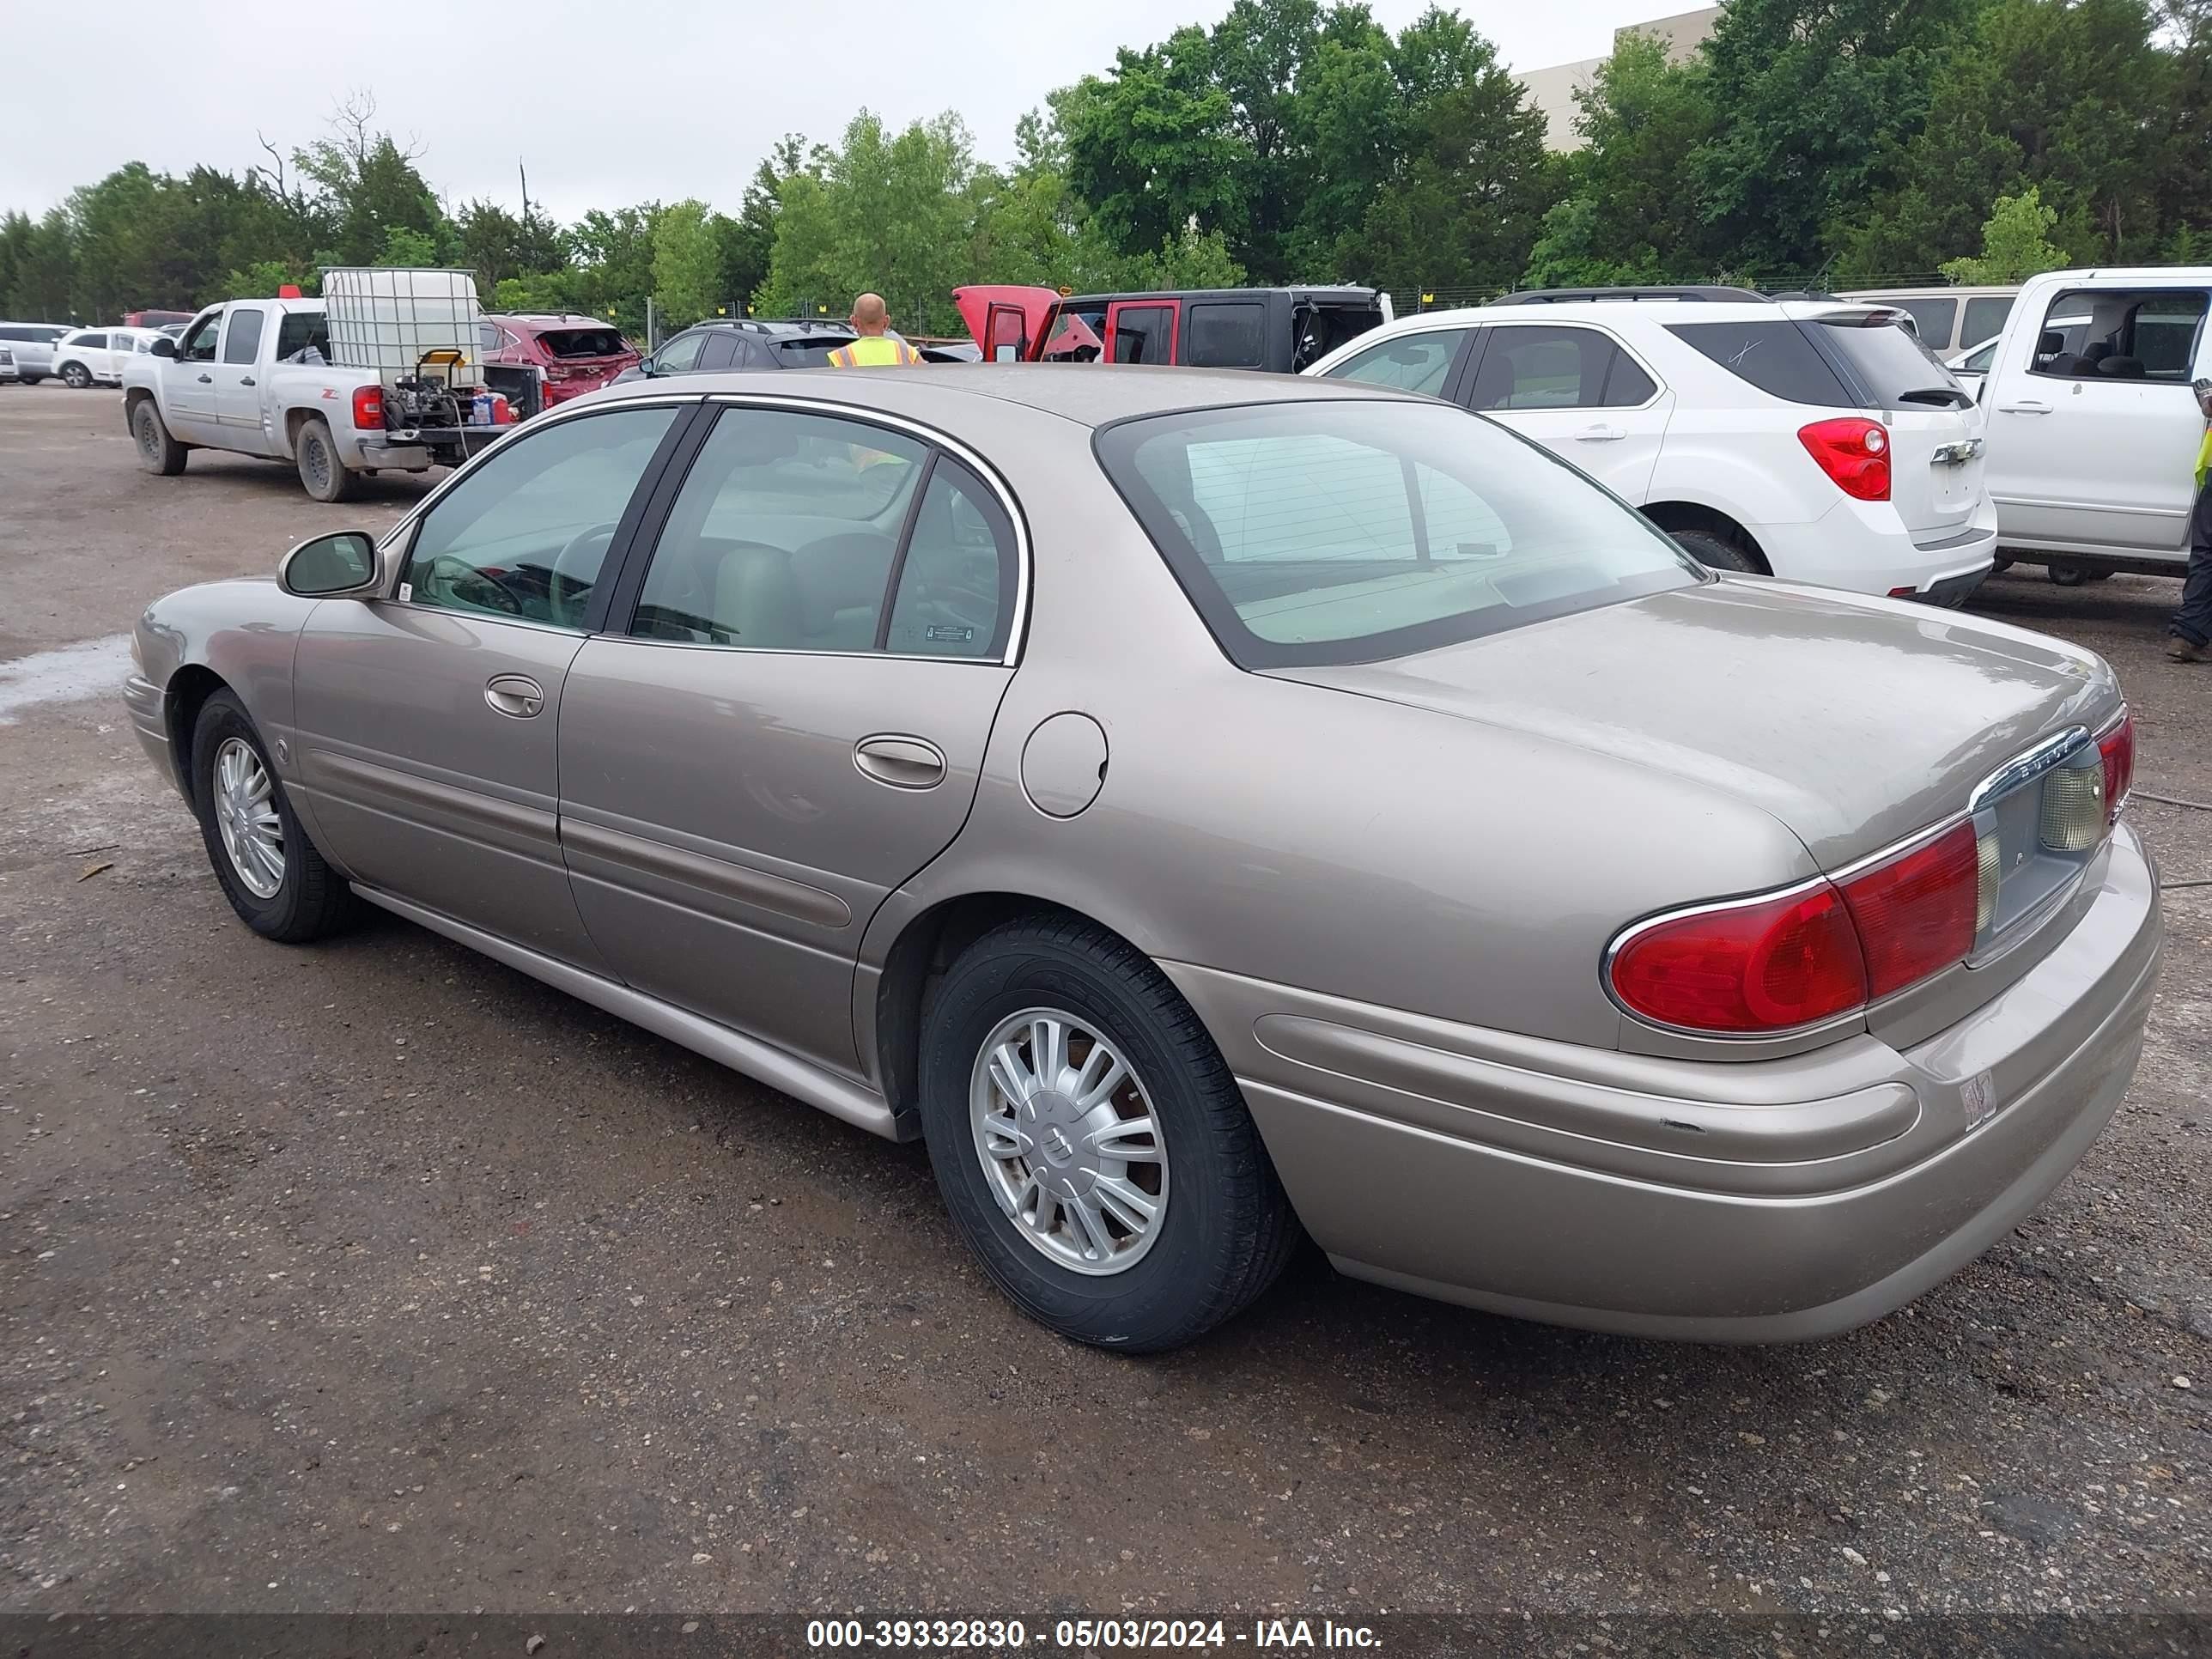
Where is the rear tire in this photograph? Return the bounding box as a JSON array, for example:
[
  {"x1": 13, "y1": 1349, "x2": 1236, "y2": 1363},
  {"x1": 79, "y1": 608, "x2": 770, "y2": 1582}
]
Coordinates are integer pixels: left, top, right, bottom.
[
  {"x1": 1669, "y1": 527, "x2": 1760, "y2": 574},
  {"x1": 916, "y1": 915, "x2": 1297, "y2": 1352},
  {"x1": 60, "y1": 362, "x2": 91, "y2": 390},
  {"x1": 296, "y1": 416, "x2": 362, "y2": 502},
  {"x1": 132, "y1": 401, "x2": 187, "y2": 475},
  {"x1": 190, "y1": 690, "x2": 354, "y2": 943}
]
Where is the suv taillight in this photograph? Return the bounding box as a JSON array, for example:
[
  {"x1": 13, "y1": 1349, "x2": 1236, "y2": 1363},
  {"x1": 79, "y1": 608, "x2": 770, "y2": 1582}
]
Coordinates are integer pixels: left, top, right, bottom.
[
  {"x1": 1798, "y1": 417, "x2": 1890, "y2": 501},
  {"x1": 1608, "y1": 821, "x2": 1980, "y2": 1035},
  {"x1": 351, "y1": 384, "x2": 384, "y2": 431},
  {"x1": 2095, "y1": 706, "x2": 2134, "y2": 825}
]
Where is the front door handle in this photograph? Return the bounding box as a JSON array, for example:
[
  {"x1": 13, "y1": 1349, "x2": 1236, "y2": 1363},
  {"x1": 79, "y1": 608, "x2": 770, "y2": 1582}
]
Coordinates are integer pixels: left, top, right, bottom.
[
  {"x1": 854, "y1": 734, "x2": 946, "y2": 790},
  {"x1": 196, "y1": 373, "x2": 212, "y2": 383},
  {"x1": 240, "y1": 375, "x2": 255, "y2": 386},
  {"x1": 1996, "y1": 399, "x2": 2051, "y2": 415},
  {"x1": 484, "y1": 674, "x2": 545, "y2": 718},
  {"x1": 1574, "y1": 422, "x2": 1627, "y2": 442}
]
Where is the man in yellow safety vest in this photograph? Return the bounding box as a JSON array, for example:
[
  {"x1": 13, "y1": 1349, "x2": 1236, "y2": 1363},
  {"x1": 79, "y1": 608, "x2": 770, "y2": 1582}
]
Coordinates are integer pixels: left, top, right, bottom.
[{"x1": 826, "y1": 294, "x2": 923, "y2": 368}]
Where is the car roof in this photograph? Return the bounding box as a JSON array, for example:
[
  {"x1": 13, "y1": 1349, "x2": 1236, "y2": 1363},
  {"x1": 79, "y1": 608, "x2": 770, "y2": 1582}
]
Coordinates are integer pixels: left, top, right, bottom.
[
  {"x1": 489, "y1": 313, "x2": 618, "y2": 330},
  {"x1": 591, "y1": 362, "x2": 1421, "y2": 428},
  {"x1": 1362, "y1": 297, "x2": 1895, "y2": 331}
]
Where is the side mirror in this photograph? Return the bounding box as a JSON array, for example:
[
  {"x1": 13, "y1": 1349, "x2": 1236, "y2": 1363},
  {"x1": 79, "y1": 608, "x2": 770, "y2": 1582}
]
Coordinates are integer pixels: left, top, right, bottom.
[
  {"x1": 150, "y1": 337, "x2": 179, "y2": 360},
  {"x1": 280, "y1": 531, "x2": 380, "y2": 599}
]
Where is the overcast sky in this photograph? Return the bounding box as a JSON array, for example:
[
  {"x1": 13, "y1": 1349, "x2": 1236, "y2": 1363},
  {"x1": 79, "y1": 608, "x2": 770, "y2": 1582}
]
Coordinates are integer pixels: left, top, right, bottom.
[{"x1": 3, "y1": 0, "x2": 1677, "y2": 223}]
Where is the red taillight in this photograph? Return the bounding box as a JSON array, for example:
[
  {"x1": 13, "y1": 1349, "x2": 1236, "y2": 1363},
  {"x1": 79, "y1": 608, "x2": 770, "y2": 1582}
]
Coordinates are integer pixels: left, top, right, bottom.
[
  {"x1": 351, "y1": 384, "x2": 384, "y2": 430},
  {"x1": 1609, "y1": 821, "x2": 1984, "y2": 1035},
  {"x1": 1609, "y1": 883, "x2": 1868, "y2": 1034},
  {"x1": 1837, "y1": 822, "x2": 1979, "y2": 1000},
  {"x1": 2096, "y1": 707, "x2": 2134, "y2": 824},
  {"x1": 1798, "y1": 417, "x2": 1891, "y2": 501},
  {"x1": 545, "y1": 364, "x2": 571, "y2": 381}
]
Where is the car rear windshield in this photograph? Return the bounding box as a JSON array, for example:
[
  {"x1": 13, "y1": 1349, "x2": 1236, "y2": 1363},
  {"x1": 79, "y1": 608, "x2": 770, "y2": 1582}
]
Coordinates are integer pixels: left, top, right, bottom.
[
  {"x1": 538, "y1": 328, "x2": 628, "y2": 359},
  {"x1": 770, "y1": 338, "x2": 853, "y2": 367},
  {"x1": 1095, "y1": 399, "x2": 1702, "y2": 669},
  {"x1": 1808, "y1": 313, "x2": 1972, "y2": 408}
]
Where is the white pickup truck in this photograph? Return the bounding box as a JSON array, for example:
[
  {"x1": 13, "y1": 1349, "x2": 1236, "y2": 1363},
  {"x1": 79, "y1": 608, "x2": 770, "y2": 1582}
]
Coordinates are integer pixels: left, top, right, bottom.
[
  {"x1": 123, "y1": 284, "x2": 520, "y2": 502},
  {"x1": 1977, "y1": 264, "x2": 2212, "y2": 583}
]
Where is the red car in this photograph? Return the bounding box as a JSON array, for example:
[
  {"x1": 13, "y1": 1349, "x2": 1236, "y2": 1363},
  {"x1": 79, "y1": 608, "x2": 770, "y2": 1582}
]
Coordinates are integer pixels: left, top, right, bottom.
[{"x1": 477, "y1": 313, "x2": 640, "y2": 410}]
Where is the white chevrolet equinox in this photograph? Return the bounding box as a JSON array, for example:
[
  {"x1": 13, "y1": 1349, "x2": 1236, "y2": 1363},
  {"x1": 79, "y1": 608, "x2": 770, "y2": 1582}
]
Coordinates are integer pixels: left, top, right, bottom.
[{"x1": 1306, "y1": 286, "x2": 1998, "y2": 605}]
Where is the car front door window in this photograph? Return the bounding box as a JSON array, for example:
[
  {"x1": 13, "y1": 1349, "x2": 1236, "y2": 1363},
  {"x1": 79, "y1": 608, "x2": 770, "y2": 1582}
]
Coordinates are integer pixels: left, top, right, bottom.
[
  {"x1": 179, "y1": 313, "x2": 221, "y2": 363},
  {"x1": 1326, "y1": 331, "x2": 1468, "y2": 395},
  {"x1": 653, "y1": 331, "x2": 706, "y2": 375},
  {"x1": 402, "y1": 406, "x2": 682, "y2": 627}
]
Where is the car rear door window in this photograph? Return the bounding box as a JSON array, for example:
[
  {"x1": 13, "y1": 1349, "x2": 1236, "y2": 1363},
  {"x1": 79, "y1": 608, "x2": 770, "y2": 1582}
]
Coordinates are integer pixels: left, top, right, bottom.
[
  {"x1": 400, "y1": 406, "x2": 680, "y2": 628},
  {"x1": 76, "y1": 331, "x2": 109, "y2": 350},
  {"x1": 1324, "y1": 331, "x2": 1467, "y2": 395},
  {"x1": 1466, "y1": 325, "x2": 1641, "y2": 410},
  {"x1": 884, "y1": 458, "x2": 1018, "y2": 659},
  {"x1": 629, "y1": 409, "x2": 930, "y2": 653},
  {"x1": 696, "y1": 331, "x2": 739, "y2": 370},
  {"x1": 1111, "y1": 305, "x2": 1176, "y2": 365},
  {"x1": 1664, "y1": 319, "x2": 1852, "y2": 405},
  {"x1": 275, "y1": 311, "x2": 329, "y2": 362},
  {"x1": 221, "y1": 307, "x2": 264, "y2": 364},
  {"x1": 1185, "y1": 301, "x2": 1266, "y2": 368}
]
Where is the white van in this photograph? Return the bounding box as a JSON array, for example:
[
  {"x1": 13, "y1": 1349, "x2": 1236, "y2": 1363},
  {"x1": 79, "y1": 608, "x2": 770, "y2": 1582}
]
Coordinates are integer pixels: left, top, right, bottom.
[
  {"x1": 1841, "y1": 287, "x2": 2018, "y2": 357},
  {"x1": 1976, "y1": 266, "x2": 2210, "y2": 580}
]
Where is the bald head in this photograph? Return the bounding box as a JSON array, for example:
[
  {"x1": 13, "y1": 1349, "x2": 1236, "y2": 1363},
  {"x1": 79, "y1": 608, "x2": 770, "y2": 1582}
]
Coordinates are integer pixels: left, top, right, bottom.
[{"x1": 849, "y1": 293, "x2": 890, "y2": 335}]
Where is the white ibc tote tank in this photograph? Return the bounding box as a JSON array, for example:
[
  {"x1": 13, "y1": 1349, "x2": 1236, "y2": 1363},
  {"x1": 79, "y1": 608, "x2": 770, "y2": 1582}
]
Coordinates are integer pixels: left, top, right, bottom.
[{"x1": 321, "y1": 267, "x2": 484, "y2": 382}]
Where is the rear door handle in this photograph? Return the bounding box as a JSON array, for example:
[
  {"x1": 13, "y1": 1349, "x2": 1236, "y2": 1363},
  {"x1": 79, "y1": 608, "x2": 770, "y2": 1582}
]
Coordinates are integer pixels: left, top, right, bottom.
[
  {"x1": 196, "y1": 374, "x2": 212, "y2": 383},
  {"x1": 484, "y1": 674, "x2": 545, "y2": 718},
  {"x1": 240, "y1": 375, "x2": 255, "y2": 386},
  {"x1": 1573, "y1": 423, "x2": 1627, "y2": 442},
  {"x1": 1996, "y1": 399, "x2": 2051, "y2": 415},
  {"x1": 854, "y1": 734, "x2": 946, "y2": 790}
]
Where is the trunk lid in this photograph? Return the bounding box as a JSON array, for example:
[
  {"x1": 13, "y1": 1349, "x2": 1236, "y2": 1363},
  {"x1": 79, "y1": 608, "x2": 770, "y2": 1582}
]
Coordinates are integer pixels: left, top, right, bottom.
[
  {"x1": 1800, "y1": 306, "x2": 1987, "y2": 539},
  {"x1": 1884, "y1": 406, "x2": 1986, "y2": 538},
  {"x1": 1273, "y1": 580, "x2": 2119, "y2": 869}
]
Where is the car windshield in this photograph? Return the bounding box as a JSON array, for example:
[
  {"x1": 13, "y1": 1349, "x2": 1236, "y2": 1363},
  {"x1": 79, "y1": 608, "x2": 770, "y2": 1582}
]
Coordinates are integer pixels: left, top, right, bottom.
[{"x1": 1096, "y1": 398, "x2": 1702, "y2": 668}]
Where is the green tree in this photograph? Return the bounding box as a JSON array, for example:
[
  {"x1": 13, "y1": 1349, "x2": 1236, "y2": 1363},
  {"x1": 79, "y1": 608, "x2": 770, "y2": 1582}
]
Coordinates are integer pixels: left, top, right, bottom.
[
  {"x1": 453, "y1": 198, "x2": 566, "y2": 293},
  {"x1": 1940, "y1": 185, "x2": 2072, "y2": 282},
  {"x1": 1060, "y1": 33, "x2": 1245, "y2": 259},
  {"x1": 0, "y1": 208, "x2": 76, "y2": 319},
  {"x1": 1523, "y1": 33, "x2": 1721, "y2": 287},
  {"x1": 754, "y1": 111, "x2": 984, "y2": 333},
  {"x1": 1691, "y1": 0, "x2": 1976, "y2": 276},
  {"x1": 293, "y1": 92, "x2": 448, "y2": 265},
  {"x1": 1837, "y1": 0, "x2": 2171, "y2": 279},
  {"x1": 650, "y1": 199, "x2": 721, "y2": 331}
]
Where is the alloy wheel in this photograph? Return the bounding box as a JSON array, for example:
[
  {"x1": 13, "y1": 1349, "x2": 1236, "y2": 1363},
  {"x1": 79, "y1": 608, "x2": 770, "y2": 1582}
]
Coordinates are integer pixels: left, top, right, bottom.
[{"x1": 211, "y1": 737, "x2": 284, "y2": 898}]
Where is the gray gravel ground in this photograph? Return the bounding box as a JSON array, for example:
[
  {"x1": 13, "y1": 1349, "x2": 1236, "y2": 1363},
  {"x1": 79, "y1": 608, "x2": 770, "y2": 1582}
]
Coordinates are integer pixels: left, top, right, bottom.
[{"x1": 2, "y1": 382, "x2": 2206, "y2": 1620}]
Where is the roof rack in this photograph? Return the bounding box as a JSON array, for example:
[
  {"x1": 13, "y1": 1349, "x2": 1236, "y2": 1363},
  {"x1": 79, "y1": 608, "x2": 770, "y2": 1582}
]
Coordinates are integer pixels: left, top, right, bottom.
[{"x1": 1490, "y1": 286, "x2": 1770, "y2": 306}]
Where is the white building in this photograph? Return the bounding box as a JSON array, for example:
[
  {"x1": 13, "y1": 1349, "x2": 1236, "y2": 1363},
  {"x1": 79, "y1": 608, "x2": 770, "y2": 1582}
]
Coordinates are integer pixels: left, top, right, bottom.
[{"x1": 1516, "y1": 6, "x2": 1720, "y2": 152}]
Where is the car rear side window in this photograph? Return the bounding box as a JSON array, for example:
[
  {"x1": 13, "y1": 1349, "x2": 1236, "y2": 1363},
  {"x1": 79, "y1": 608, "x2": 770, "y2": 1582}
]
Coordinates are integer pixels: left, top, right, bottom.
[
  {"x1": 221, "y1": 307, "x2": 265, "y2": 365},
  {"x1": 1961, "y1": 295, "x2": 2014, "y2": 350},
  {"x1": 1096, "y1": 399, "x2": 1700, "y2": 669},
  {"x1": 629, "y1": 409, "x2": 930, "y2": 653},
  {"x1": 1325, "y1": 331, "x2": 1466, "y2": 395},
  {"x1": 884, "y1": 458, "x2": 1018, "y2": 659},
  {"x1": 1664, "y1": 319, "x2": 1852, "y2": 405},
  {"x1": 1111, "y1": 305, "x2": 1176, "y2": 365},
  {"x1": 1893, "y1": 297, "x2": 1956, "y2": 349},
  {"x1": 1185, "y1": 301, "x2": 1266, "y2": 368}
]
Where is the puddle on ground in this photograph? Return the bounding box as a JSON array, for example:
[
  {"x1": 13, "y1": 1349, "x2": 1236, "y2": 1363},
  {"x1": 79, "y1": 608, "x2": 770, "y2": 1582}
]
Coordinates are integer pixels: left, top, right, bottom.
[{"x1": 0, "y1": 635, "x2": 134, "y2": 724}]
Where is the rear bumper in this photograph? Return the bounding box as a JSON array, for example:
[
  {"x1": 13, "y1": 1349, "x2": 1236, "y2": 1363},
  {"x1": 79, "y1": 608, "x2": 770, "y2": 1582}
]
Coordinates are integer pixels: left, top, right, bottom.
[
  {"x1": 1753, "y1": 495, "x2": 1999, "y2": 599},
  {"x1": 1164, "y1": 825, "x2": 2162, "y2": 1341}
]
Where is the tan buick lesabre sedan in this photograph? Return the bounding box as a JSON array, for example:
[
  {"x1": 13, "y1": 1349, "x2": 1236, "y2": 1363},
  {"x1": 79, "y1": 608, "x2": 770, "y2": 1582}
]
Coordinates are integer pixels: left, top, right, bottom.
[{"x1": 123, "y1": 368, "x2": 2162, "y2": 1352}]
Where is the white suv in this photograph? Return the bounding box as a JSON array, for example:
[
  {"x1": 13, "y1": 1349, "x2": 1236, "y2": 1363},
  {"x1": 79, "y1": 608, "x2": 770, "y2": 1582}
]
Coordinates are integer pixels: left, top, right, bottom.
[
  {"x1": 52, "y1": 326, "x2": 166, "y2": 389},
  {"x1": 1304, "y1": 287, "x2": 1998, "y2": 605}
]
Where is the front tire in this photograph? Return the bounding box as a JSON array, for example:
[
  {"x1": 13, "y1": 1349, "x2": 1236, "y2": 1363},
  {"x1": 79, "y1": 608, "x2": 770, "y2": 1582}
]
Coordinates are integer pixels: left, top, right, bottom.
[
  {"x1": 60, "y1": 362, "x2": 91, "y2": 390},
  {"x1": 917, "y1": 915, "x2": 1297, "y2": 1352},
  {"x1": 133, "y1": 401, "x2": 187, "y2": 475},
  {"x1": 190, "y1": 690, "x2": 354, "y2": 942},
  {"x1": 296, "y1": 416, "x2": 362, "y2": 502}
]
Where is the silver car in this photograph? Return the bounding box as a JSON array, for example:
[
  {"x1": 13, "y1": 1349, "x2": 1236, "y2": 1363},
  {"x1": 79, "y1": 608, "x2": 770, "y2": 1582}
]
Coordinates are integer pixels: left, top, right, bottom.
[{"x1": 125, "y1": 368, "x2": 2162, "y2": 1352}]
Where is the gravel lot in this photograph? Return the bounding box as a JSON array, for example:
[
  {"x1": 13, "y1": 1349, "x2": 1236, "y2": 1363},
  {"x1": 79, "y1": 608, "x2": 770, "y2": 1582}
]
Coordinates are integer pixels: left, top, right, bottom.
[{"x1": 2, "y1": 380, "x2": 2207, "y2": 1621}]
